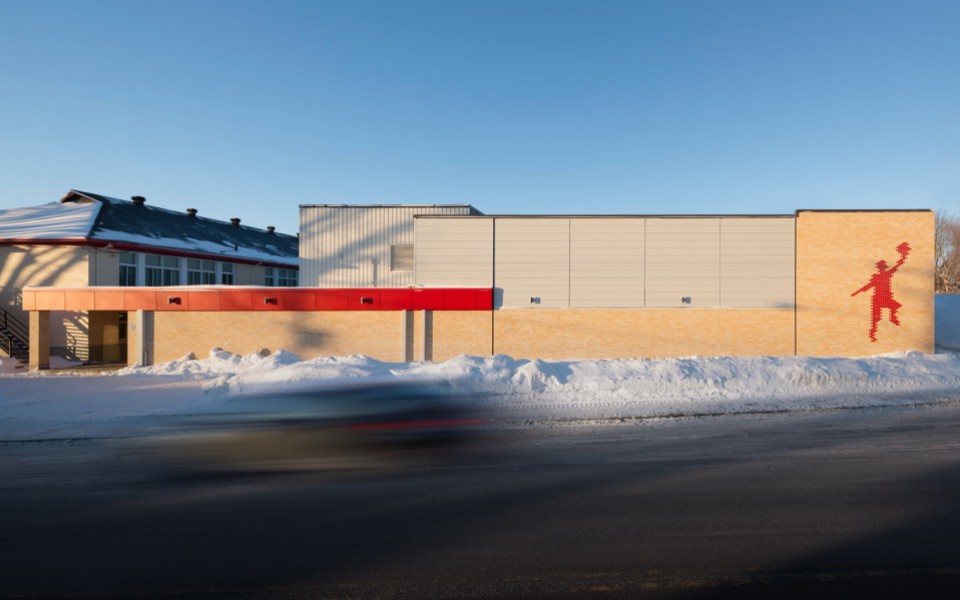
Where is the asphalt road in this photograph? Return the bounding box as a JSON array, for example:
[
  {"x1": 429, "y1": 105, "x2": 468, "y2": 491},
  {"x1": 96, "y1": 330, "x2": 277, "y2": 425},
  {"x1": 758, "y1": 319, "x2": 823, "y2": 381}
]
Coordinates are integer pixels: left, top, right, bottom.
[{"x1": 3, "y1": 402, "x2": 960, "y2": 599}]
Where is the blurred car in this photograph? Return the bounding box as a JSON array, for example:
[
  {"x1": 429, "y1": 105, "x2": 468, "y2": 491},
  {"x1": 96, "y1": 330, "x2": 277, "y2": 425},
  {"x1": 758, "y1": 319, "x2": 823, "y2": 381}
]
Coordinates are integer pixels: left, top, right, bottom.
[{"x1": 135, "y1": 379, "x2": 489, "y2": 474}]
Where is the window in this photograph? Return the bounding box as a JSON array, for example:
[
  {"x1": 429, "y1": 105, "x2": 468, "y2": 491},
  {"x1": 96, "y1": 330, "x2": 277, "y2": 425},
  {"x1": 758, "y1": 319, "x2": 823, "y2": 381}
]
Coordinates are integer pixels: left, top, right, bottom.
[
  {"x1": 265, "y1": 267, "x2": 297, "y2": 287},
  {"x1": 221, "y1": 263, "x2": 234, "y2": 285},
  {"x1": 145, "y1": 255, "x2": 180, "y2": 286},
  {"x1": 187, "y1": 259, "x2": 217, "y2": 285},
  {"x1": 391, "y1": 244, "x2": 414, "y2": 271},
  {"x1": 119, "y1": 252, "x2": 137, "y2": 286},
  {"x1": 281, "y1": 269, "x2": 298, "y2": 286}
]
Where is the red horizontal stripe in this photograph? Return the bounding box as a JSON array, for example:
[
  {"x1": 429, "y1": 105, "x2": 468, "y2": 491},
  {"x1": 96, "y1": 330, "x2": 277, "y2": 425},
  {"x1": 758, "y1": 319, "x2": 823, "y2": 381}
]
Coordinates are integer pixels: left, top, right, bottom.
[{"x1": 22, "y1": 287, "x2": 495, "y2": 312}]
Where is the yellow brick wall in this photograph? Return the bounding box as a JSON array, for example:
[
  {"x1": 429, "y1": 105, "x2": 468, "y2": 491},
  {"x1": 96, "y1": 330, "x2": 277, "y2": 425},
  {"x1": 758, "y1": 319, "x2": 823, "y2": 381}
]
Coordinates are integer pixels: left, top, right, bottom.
[
  {"x1": 432, "y1": 311, "x2": 493, "y2": 361},
  {"x1": 407, "y1": 311, "x2": 493, "y2": 362},
  {"x1": 149, "y1": 308, "x2": 795, "y2": 364},
  {"x1": 152, "y1": 311, "x2": 406, "y2": 363},
  {"x1": 127, "y1": 311, "x2": 139, "y2": 365},
  {"x1": 148, "y1": 310, "x2": 494, "y2": 365},
  {"x1": 493, "y1": 308, "x2": 796, "y2": 359},
  {"x1": 796, "y1": 211, "x2": 934, "y2": 356},
  {"x1": 29, "y1": 311, "x2": 50, "y2": 370}
]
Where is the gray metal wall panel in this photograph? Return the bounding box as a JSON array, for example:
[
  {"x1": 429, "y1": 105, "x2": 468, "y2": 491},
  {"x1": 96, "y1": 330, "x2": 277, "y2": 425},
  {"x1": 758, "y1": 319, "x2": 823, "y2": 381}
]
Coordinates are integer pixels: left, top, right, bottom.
[
  {"x1": 720, "y1": 218, "x2": 795, "y2": 307},
  {"x1": 645, "y1": 218, "x2": 721, "y2": 307},
  {"x1": 299, "y1": 206, "x2": 471, "y2": 287},
  {"x1": 415, "y1": 218, "x2": 493, "y2": 286},
  {"x1": 570, "y1": 218, "x2": 645, "y2": 307},
  {"x1": 495, "y1": 218, "x2": 570, "y2": 308},
  {"x1": 300, "y1": 208, "x2": 796, "y2": 309}
]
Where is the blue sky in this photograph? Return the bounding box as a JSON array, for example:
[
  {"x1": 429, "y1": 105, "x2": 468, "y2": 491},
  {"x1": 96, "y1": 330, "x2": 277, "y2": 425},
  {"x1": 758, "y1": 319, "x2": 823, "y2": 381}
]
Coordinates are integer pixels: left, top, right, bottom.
[{"x1": 1, "y1": 0, "x2": 957, "y2": 235}]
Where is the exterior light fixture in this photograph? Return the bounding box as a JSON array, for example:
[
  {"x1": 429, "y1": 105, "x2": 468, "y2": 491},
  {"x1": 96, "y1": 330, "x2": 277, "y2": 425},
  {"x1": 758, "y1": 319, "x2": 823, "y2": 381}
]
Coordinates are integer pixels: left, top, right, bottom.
[{"x1": 167, "y1": 296, "x2": 181, "y2": 305}]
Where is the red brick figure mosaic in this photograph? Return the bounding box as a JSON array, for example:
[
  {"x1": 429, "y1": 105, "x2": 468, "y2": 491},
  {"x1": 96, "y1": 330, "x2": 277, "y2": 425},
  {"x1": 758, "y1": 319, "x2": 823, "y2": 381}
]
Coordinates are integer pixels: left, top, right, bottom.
[{"x1": 851, "y1": 242, "x2": 911, "y2": 342}]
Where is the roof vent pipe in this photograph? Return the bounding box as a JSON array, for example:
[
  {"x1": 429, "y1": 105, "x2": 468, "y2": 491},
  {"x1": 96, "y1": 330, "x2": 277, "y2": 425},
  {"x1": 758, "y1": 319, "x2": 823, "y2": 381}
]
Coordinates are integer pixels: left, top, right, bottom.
[
  {"x1": 266, "y1": 226, "x2": 275, "y2": 234},
  {"x1": 230, "y1": 218, "x2": 241, "y2": 226},
  {"x1": 186, "y1": 208, "x2": 198, "y2": 217},
  {"x1": 131, "y1": 196, "x2": 146, "y2": 206}
]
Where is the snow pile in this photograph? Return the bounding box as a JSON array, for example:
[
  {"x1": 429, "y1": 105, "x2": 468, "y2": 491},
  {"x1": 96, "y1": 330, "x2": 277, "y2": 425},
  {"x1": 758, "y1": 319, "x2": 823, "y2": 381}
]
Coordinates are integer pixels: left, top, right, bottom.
[
  {"x1": 0, "y1": 357, "x2": 25, "y2": 372},
  {"x1": 120, "y1": 348, "x2": 302, "y2": 381},
  {"x1": 4, "y1": 348, "x2": 960, "y2": 440},
  {"x1": 937, "y1": 294, "x2": 960, "y2": 350},
  {"x1": 119, "y1": 348, "x2": 960, "y2": 421},
  {"x1": 49, "y1": 356, "x2": 83, "y2": 370}
]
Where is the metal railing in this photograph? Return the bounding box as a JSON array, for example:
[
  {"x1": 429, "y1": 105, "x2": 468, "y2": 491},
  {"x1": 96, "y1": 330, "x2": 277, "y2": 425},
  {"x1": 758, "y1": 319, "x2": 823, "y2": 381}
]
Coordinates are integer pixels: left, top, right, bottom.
[{"x1": 0, "y1": 306, "x2": 29, "y2": 359}]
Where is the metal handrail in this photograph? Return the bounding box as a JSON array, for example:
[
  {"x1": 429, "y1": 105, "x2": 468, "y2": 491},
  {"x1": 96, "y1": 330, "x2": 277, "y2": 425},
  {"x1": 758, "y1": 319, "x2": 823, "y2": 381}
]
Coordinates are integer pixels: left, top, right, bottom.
[{"x1": 0, "y1": 306, "x2": 29, "y2": 346}]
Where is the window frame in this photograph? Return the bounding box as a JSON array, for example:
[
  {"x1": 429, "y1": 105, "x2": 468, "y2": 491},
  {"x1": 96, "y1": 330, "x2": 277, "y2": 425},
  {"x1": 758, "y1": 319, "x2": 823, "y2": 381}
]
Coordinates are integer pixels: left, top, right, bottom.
[
  {"x1": 186, "y1": 258, "x2": 217, "y2": 285},
  {"x1": 265, "y1": 266, "x2": 297, "y2": 287},
  {"x1": 221, "y1": 263, "x2": 234, "y2": 285},
  {"x1": 145, "y1": 255, "x2": 181, "y2": 286},
  {"x1": 118, "y1": 252, "x2": 137, "y2": 287}
]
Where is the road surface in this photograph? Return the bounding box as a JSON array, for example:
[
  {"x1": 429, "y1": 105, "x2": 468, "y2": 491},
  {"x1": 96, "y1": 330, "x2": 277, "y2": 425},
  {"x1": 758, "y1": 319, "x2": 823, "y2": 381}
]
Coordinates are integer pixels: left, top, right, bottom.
[{"x1": 3, "y1": 401, "x2": 960, "y2": 598}]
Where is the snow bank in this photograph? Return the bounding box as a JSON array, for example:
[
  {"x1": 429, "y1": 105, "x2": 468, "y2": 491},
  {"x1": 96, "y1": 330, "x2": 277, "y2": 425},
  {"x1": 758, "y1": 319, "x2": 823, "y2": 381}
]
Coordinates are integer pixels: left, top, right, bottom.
[
  {"x1": 120, "y1": 348, "x2": 302, "y2": 381},
  {"x1": 0, "y1": 357, "x2": 25, "y2": 372},
  {"x1": 937, "y1": 294, "x2": 960, "y2": 350},
  {"x1": 118, "y1": 348, "x2": 960, "y2": 421},
  {"x1": 49, "y1": 356, "x2": 83, "y2": 370},
  {"x1": 4, "y1": 347, "x2": 960, "y2": 440}
]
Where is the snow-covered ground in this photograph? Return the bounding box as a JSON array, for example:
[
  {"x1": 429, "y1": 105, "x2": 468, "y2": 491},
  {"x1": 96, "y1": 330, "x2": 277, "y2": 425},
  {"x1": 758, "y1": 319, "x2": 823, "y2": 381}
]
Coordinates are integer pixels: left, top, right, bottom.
[{"x1": 1, "y1": 295, "x2": 958, "y2": 441}]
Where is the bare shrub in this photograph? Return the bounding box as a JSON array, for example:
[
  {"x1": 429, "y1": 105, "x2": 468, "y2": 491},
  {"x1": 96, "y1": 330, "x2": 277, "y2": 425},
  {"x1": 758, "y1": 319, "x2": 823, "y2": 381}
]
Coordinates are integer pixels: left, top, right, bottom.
[{"x1": 936, "y1": 212, "x2": 960, "y2": 293}]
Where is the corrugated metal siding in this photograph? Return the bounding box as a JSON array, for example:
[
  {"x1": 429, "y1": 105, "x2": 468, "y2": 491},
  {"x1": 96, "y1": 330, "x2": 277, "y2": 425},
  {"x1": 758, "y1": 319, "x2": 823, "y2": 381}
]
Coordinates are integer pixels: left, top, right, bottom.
[
  {"x1": 415, "y1": 218, "x2": 493, "y2": 286},
  {"x1": 720, "y1": 218, "x2": 795, "y2": 307},
  {"x1": 646, "y1": 219, "x2": 721, "y2": 307},
  {"x1": 570, "y1": 218, "x2": 645, "y2": 307},
  {"x1": 495, "y1": 218, "x2": 570, "y2": 308},
  {"x1": 303, "y1": 209, "x2": 796, "y2": 308},
  {"x1": 299, "y1": 206, "x2": 472, "y2": 287}
]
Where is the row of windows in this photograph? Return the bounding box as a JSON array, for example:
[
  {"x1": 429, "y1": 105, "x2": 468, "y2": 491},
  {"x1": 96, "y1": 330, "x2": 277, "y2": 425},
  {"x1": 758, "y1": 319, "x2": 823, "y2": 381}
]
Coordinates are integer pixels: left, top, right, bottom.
[
  {"x1": 118, "y1": 252, "x2": 294, "y2": 287},
  {"x1": 265, "y1": 267, "x2": 298, "y2": 287}
]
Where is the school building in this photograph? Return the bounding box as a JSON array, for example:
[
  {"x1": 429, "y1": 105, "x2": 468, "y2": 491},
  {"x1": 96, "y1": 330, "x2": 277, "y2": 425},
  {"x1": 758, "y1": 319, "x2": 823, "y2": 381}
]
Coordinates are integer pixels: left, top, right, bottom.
[
  {"x1": 21, "y1": 204, "x2": 934, "y2": 369},
  {"x1": 1, "y1": 190, "x2": 297, "y2": 363}
]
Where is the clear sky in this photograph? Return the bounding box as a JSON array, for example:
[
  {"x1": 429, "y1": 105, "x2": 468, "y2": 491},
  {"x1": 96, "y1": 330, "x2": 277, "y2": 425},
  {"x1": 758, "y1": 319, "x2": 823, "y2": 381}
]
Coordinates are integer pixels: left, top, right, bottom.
[{"x1": 1, "y1": 0, "x2": 957, "y2": 235}]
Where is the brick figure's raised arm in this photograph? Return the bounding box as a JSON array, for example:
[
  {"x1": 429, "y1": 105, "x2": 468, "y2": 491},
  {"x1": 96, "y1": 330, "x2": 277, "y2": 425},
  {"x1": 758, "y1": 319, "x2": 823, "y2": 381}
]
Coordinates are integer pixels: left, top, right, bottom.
[{"x1": 889, "y1": 242, "x2": 911, "y2": 274}]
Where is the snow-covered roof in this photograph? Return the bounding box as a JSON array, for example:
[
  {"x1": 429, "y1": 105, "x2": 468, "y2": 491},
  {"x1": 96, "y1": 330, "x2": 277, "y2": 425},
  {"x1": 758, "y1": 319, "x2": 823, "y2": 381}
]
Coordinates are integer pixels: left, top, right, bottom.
[
  {"x1": 0, "y1": 190, "x2": 298, "y2": 267},
  {"x1": 0, "y1": 201, "x2": 100, "y2": 239}
]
